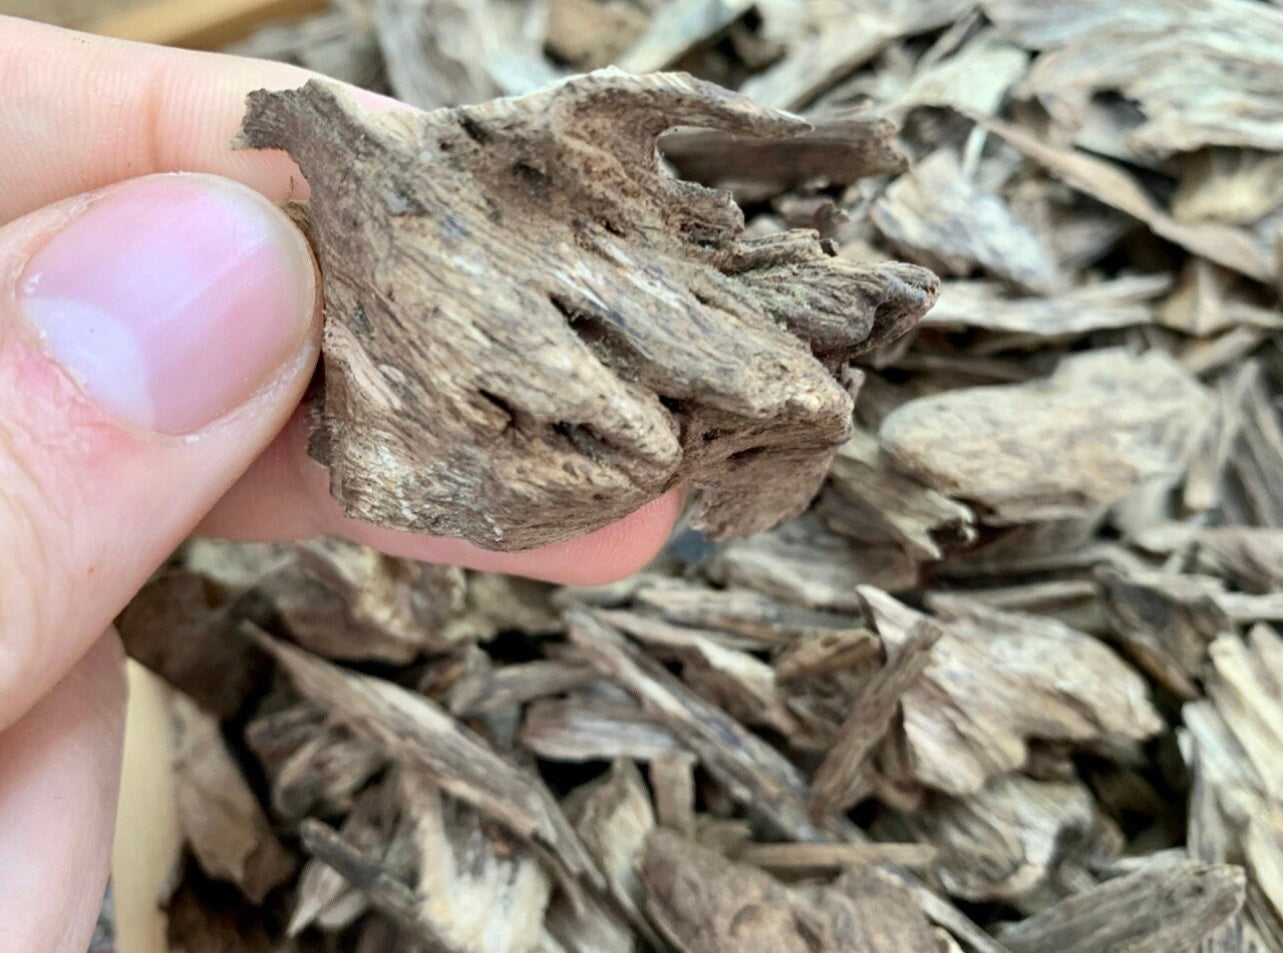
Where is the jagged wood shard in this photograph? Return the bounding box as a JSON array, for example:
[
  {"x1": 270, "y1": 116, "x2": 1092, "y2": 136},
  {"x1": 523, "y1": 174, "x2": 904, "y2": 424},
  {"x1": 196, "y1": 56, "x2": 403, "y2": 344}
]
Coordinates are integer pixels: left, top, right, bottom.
[{"x1": 236, "y1": 71, "x2": 937, "y2": 550}]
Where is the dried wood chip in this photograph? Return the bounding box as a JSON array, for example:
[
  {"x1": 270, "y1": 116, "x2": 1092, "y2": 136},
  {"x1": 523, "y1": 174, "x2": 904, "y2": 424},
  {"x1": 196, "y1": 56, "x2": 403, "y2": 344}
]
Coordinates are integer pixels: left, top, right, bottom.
[
  {"x1": 1099, "y1": 568, "x2": 1229, "y2": 700},
  {"x1": 996, "y1": 853, "x2": 1245, "y2": 953},
  {"x1": 245, "y1": 704, "x2": 386, "y2": 823},
  {"x1": 1185, "y1": 626, "x2": 1283, "y2": 951},
  {"x1": 810, "y1": 587, "x2": 941, "y2": 818},
  {"x1": 981, "y1": 117, "x2": 1276, "y2": 282},
  {"x1": 921, "y1": 274, "x2": 1166, "y2": 338},
  {"x1": 820, "y1": 426, "x2": 975, "y2": 560},
  {"x1": 1197, "y1": 527, "x2": 1283, "y2": 593},
  {"x1": 400, "y1": 770, "x2": 554, "y2": 953},
  {"x1": 253, "y1": 629, "x2": 605, "y2": 893},
  {"x1": 289, "y1": 780, "x2": 399, "y2": 936},
  {"x1": 567, "y1": 608, "x2": 846, "y2": 841},
  {"x1": 644, "y1": 830, "x2": 947, "y2": 953},
  {"x1": 237, "y1": 73, "x2": 936, "y2": 550},
  {"x1": 706, "y1": 514, "x2": 919, "y2": 610},
  {"x1": 873, "y1": 149, "x2": 1059, "y2": 292},
  {"x1": 733, "y1": 841, "x2": 939, "y2": 873},
  {"x1": 545, "y1": 0, "x2": 652, "y2": 70},
  {"x1": 563, "y1": 761, "x2": 660, "y2": 946},
  {"x1": 522, "y1": 694, "x2": 679, "y2": 762},
  {"x1": 448, "y1": 659, "x2": 598, "y2": 718},
  {"x1": 880, "y1": 349, "x2": 1212, "y2": 524},
  {"x1": 627, "y1": 575, "x2": 873, "y2": 645},
  {"x1": 258, "y1": 538, "x2": 467, "y2": 663},
  {"x1": 905, "y1": 596, "x2": 1162, "y2": 795},
  {"x1": 373, "y1": 0, "x2": 557, "y2": 108},
  {"x1": 170, "y1": 694, "x2": 297, "y2": 904},
  {"x1": 985, "y1": 0, "x2": 1283, "y2": 156},
  {"x1": 617, "y1": 0, "x2": 755, "y2": 73},
  {"x1": 650, "y1": 751, "x2": 698, "y2": 834},
  {"x1": 1174, "y1": 149, "x2": 1283, "y2": 226},
  {"x1": 116, "y1": 570, "x2": 269, "y2": 720},
  {"x1": 896, "y1": 775, "x2": 1110, "y2": 903},
  {"x1": 662, "y1": 110, "x2": 907, "y2": 196}
]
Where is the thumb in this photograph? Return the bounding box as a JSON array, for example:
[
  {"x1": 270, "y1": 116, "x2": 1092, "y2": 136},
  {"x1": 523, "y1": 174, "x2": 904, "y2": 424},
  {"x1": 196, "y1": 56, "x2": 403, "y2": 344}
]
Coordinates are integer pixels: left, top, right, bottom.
[{"x1": 0, "y1": 172, "x2": 318, "y2": 731}]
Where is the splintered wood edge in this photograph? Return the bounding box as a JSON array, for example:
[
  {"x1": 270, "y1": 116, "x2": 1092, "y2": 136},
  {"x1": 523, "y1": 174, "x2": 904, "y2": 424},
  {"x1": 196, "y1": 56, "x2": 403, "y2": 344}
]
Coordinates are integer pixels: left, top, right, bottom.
[{"x1": 235, "y1": 72, "x2": 937, "y2": 550}]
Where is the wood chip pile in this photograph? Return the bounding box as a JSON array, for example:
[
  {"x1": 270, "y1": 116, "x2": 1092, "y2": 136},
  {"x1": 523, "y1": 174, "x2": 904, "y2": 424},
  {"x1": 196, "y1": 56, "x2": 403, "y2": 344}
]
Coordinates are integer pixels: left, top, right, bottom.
[{"x1": 120, "y1": 0, "x2": 1283, "y2": 950}]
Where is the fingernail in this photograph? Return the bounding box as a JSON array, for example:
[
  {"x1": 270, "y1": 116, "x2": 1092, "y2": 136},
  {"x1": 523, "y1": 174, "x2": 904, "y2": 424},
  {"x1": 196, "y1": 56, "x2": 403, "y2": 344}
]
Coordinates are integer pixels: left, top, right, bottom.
[{"x1": 20, "y1": 174, "x2": 315, "y2": 435}]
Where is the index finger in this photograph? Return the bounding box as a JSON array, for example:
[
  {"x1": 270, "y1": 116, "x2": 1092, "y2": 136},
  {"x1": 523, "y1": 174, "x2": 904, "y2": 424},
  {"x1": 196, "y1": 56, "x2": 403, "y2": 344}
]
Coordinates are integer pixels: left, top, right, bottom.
[{"x1": 0, "y1": 15, "x2": 395, "y2": 222}]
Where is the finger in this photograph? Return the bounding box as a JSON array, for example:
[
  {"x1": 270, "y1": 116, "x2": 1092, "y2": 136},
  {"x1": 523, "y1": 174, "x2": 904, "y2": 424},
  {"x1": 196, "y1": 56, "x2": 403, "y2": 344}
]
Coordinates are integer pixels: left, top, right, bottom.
[
  {"x1": 197, "y1": 409, "x2": 684, "y2": 585},
  {"x1": 1, "y1": 15, "x2": 388, "y2": 222},
  {"x1": 2, "y1": 18, "x2": 681, "y2": 573},
  {"x1": 0, "y1": 172, "x2": 318, "y2": 731},
  {"x1": 0, "y1": 632, "x2": 126, "y2": 953}
]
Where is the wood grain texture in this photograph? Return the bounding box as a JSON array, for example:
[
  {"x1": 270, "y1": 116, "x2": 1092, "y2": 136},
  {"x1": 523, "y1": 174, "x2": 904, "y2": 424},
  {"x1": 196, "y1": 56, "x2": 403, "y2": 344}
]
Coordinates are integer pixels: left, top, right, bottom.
[{"x1": 236, "y1": 71, "x2": 937, "y2": 550}]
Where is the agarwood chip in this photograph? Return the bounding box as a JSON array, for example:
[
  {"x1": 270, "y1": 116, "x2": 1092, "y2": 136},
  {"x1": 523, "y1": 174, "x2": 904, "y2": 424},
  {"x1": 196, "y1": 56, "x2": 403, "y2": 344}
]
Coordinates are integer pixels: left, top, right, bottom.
[
  {"x1": 662, "y1": 110, "x2": 908, "y2": 196},
  {"x1": 1185, "y1": 626, "x2": 1283, "y2": 951},
  {"x1": 706, "y1": 514, "x2": 919, "y2": 609},
  {"x1": 903, "y1": 596, "x2": 1162, "y2": 796},
  {"x1": 996, "y1": 853, "x2": 1245, "y2": 953},
  {"x1": 244, "y1": 703, "x2": 386, "y2": 823},
  {"x1": 984, "y1": 0, "x2": 1283, "y2": 156},
  {"x1": 810, "y1": 588, "x2": 942, "y2": 818},
  {"x1": 169, "y1": 694, "x2": 297, "y2": 904},
  {"x1": 253, "y1": 628, "x2": 605, "y2": 894},
  {"x1": 820, "y1": 426, "x2": 975, "y2": 560},
  {"x1": 896, "y1": 775, "x2": 1109, "y2": 903},
  {"x1": 236, "y1": 71, "x2": 936, "y2": 550},
  {"x1": 879, "y1": 349, "x2": 1212, "y2": 524},
  {"x1": 644, "y1": 831, "x2": 946, "y2": 953},
  {"x1": 873, "y1": 149, "x2": 1059, "y2": 293},
  {"x1": 257, "y1": 538, "x2": 468, "y2": 664},
  {"x1": 522, "y1": 694, "x2": 680, "y2": 762},
  {"x1": 567, "y1": 608, "x2": 849, "y2": 841},
  {"x1": 562, "y1": 761, "x2": 660, "y2": 946}
]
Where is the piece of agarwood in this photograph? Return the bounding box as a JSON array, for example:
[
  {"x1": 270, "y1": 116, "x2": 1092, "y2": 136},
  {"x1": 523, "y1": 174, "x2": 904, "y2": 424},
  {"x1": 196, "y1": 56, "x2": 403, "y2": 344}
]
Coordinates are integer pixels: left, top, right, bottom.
[
  {"x1": 980, "y1": 116, "x2": 1276, "y2": 282},
  {"x1": 1197, "y1": 527, "x2": 1283, "y2": 594},
  {"x1": 243, "y1": 703, "x2": 386, "y2": 822},
  {"x1": 254, "y1": 538, "x2": 468, "y2": 663},
  {"x1": 236, "y1": 72, "x2": 937, "y2": 550},
  {"x1": 873, "y1": 149, "x2": 1059, "y2": 293},
  {"x1": 567, "y1": 608, "x2": 848, "y2": 841},
  {"x1": 661, "y1": 109, "x2": 908, "y2": 197},
  {"x1": 819, "y1": 426, "x2": 975, "y2": 561},
  {"x1": 116, "y1": 570, "x2": 270, "y2": 720},
  {"x1": 895, "y1": 775, "x2": 1108, "y2": 903},
  {"x1": 1185, "y1": 626, "x2": 1283, "y2": 951},
  {"x1": 996, "y1": 853, "x2": 1245, "y2": 953},
  {"x1": 733, "y1": 841, "x2": 939, "y2": 873},
  {"x1": 399, "y1": 770, "x2": 555, "y2": 953},
  {"x1": 903, "y1": 595, "x2": 1162, "y2": 796},
  {"x1": 289, "y1": 779, "x2": 400, "y2": 936},
  {"x1": 562, "y1": 761, "x2": 661, "y2": 947},
  {"x1": 880, "y1": 349, "x2": 1212, "y2": 525},
  {"x1": 650, "y1": 751, "x2": 698, "y2": 835},
  {"x1": 984, "y1": 0, "x2": 1283, "y2": 157},
  {"x1": 169, "y1": 694, "x2": 297, "y2": 904},
  {"x1": 521, "y1": 693, "x2": 680, "y2": 762},
  {"x1": 1098, "y1": 567, "x2": 1228, "y2": 700},
  {"x1": 810, "y1": 587, "x2": 941, "y2": 818},
  {"x1": 448, "y1": 659, "x2": 598, "y2": 718},
  {"x1": 251, "y1": 627, "x2": 605, "y2": 896},
  {"x1": 643, "y1": 830, "x2": 947, "y2": 953},
  {"x1": 706, "y1": 514, "x2": 919, "y2": 610}
]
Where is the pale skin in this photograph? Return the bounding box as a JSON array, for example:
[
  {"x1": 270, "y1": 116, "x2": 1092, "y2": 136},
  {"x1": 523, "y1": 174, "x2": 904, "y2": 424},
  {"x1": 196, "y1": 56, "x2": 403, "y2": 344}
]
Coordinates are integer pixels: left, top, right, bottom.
[{"x1": 0, "y1": 17, "x2": 680, "y2": 950}]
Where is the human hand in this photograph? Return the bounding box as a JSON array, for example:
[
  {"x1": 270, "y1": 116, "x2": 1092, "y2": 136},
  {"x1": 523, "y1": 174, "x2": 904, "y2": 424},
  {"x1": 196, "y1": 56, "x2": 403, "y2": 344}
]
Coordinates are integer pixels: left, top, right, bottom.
[{"x1": 0, "y1": 17, "x2": 679, "y2": 950}]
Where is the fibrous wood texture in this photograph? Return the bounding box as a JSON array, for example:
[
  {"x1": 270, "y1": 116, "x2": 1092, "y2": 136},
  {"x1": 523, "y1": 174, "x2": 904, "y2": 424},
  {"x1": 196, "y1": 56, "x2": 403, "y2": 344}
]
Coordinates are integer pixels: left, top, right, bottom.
[
  {"x1": 121, "y1": 0, "x2": 1283, "y2": 951},
  {"x1": 237, "y1": 71, "x2": 937, "y2": 550}
]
